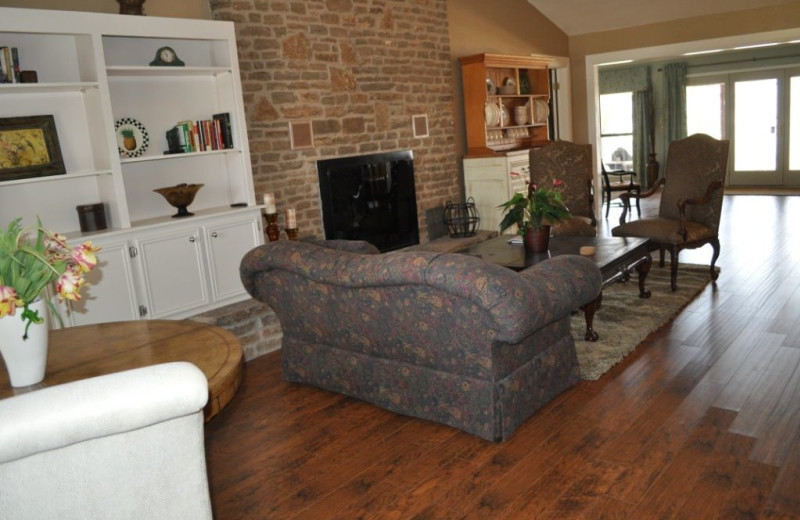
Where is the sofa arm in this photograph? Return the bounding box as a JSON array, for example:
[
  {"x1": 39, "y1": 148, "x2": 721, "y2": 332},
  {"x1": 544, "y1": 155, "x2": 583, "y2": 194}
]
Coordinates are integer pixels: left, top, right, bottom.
[
  {"x1": 0, "y1": 362, "x2": 208, "y2": 465},
  {"x1": 519, "y1": 254, "x2": 602, "y2": 309},
  {"x1": 482, "y1": 254, "x2": 601, "y2": 342}
]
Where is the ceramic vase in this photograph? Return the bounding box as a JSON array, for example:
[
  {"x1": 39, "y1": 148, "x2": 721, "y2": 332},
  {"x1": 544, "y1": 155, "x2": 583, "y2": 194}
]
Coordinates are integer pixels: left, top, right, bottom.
[
  {"x1": 0, "y1": 299, "x2": 49, "y2": 387},
  {"x1": 524, "y1": 225, "x2": 551, "y2": 253}
]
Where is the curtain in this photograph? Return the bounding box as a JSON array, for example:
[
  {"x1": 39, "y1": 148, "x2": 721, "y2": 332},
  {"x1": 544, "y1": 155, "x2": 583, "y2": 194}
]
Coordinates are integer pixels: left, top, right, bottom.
[
  {"x1": 664, "y1": 62, "x2": 688, "y2": 159},
  {"x1": 632, "y1": 90, "x2": 651, "y2": 188}
]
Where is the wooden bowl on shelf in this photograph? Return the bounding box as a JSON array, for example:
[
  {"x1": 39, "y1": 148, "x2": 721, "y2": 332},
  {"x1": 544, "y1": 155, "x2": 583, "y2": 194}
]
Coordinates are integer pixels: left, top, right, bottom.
[{"x1": 153, "y1": 183, "x2": 204, "y2": 218}]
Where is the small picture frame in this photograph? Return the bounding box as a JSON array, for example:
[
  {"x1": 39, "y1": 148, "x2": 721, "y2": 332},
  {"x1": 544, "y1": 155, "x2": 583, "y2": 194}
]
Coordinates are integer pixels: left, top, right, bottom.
[{"x1": 0, "y1": 115, "x2": 65, "y2": 181}]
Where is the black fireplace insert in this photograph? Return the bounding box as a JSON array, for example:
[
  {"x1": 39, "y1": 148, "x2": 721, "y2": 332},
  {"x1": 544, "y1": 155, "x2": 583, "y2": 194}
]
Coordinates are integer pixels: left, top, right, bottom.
[{"x1": 317, "y1": 150, "x2": 419, "y2": 252}]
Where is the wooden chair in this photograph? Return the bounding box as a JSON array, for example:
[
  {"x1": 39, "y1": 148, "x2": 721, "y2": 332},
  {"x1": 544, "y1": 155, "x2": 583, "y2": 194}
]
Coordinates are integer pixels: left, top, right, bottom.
[
  {"x1": 529, "y1": 140, "x2": 596, "y2": 236},
  {"x1": 601, "y1": 163, "x2": 641, "y2": 218},
  {"x1": 611, "y1": 133, "x2": 730, "y2": 291}
]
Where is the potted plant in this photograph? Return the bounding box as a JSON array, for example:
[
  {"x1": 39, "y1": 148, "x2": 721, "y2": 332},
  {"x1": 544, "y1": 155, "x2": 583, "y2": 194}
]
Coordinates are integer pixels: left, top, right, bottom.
[
  {"x1": 0, "y1": 218, "x2": 100, "y2": 386},
  {"x1": 498, "y1": 179, "x2": 571, "y2": 252}
]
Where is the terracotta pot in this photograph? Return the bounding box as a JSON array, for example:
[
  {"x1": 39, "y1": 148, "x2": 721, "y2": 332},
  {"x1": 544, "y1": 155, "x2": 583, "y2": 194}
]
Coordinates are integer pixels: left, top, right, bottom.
[{"x1": 524, "y1": 225, "x2": 551, "y2": 253}]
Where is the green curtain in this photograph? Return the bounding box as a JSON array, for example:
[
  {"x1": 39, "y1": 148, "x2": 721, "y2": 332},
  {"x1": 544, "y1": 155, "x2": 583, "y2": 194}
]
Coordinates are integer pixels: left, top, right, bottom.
[
  {"x1": 632, "y1": 90, "x2": 651, "y2": 188},
  {"x1": 664, "y1": 62, "x2": 688, "y2": 161}
]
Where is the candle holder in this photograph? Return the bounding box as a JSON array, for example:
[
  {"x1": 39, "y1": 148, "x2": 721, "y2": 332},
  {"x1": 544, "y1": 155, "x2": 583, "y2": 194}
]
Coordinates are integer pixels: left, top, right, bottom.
[
  {"x1": 285, "y1": 228, "x2": 299, "y2": 240},
  {"x1": 264, "y1": 212, "x2": 280, "y2": 241}
]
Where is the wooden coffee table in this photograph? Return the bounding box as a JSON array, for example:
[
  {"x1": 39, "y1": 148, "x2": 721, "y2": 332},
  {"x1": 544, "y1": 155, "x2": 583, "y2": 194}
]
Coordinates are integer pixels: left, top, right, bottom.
[
  {"x1": 0, "y1": 320, "x2": 243, "y2": 421},
  {"x1": 462, "y1": 235, "x2": 653, "y2": 341}
]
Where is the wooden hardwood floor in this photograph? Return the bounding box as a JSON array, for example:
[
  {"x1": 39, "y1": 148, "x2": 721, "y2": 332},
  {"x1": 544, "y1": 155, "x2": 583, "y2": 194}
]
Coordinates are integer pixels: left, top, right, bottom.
[{"x1": 205, "y1": 194, "x2": 800, "y2": 519}]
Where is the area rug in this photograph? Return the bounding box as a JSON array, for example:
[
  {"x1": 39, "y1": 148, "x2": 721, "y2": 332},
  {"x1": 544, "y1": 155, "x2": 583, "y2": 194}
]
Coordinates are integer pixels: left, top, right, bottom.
[{"x1": 572, "y1": 264, "x2": 713, "y2": 380}]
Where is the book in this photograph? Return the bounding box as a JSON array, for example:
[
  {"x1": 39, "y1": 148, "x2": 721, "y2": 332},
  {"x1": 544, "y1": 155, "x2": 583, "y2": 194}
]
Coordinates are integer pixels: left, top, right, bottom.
[
  {"x1": 10, "y1": 47, "x2": 20, "y2": 83},
  {"x1": 2, "y1": 47, "x2": 14, "y2": 83},
  {"x1": 213, "y1": 112, "x2": 233, "y2": 149}
]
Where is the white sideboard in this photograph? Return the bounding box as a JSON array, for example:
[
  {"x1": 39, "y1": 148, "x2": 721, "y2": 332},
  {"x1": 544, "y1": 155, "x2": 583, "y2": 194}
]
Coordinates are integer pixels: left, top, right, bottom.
[{"x1": 463, "y1": 149, "x2": 531, "y2": 233}]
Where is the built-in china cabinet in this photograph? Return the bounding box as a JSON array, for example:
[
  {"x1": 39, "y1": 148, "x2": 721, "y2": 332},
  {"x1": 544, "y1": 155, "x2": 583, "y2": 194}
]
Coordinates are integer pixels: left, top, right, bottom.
[{"x1": 459, "y1": 53, "x2": 552, "y2": 232}]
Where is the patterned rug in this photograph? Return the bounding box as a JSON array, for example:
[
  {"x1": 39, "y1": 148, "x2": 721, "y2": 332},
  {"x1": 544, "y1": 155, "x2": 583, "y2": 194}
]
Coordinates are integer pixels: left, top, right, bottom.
[{"x1": 572, "y1": 263, "x2": 713, "y2": 380}]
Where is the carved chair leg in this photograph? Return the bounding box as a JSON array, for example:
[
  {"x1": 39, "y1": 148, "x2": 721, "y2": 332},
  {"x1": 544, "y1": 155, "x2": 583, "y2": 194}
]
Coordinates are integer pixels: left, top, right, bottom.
[
  {"x1": 659, "y1": 246, "x2": 666, "y2": 268},
  {"x1": 634, "y1": 187, "x2": 641, "y2": 217},
  {"x1": 605, "y1": 187, "x2": 611, "y2": 218},
  {"x1": 709, "y1": 237, "x2": 721, "y2": 281},
  {"x1": 670, "y1": 246, "x2": 679, "y2": 291}
]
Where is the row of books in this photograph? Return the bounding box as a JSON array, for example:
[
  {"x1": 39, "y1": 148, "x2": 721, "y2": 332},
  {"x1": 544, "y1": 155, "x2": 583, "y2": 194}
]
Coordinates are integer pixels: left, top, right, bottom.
[
  {"x1": 0, "y1": 46, "x2": 20, "y2": 83},
  {"x1": 166, "y1": 112, "x2": 233, "y2": 154}
]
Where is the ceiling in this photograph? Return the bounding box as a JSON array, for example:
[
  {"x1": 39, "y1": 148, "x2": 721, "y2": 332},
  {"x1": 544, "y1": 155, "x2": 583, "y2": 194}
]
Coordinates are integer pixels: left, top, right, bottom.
[{"x1": 527, "y1": 0, "x2": 798, "y2": 36}]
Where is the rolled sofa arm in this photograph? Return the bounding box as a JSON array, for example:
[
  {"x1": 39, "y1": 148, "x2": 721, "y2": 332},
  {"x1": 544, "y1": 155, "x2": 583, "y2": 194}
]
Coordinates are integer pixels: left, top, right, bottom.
[{"x1": 0, "y1": 362, "x2": 208, "y2": 465}]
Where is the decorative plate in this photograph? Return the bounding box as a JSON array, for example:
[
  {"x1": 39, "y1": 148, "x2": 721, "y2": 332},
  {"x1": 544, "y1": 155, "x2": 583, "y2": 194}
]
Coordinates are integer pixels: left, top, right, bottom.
[{"x1": 115, "y1": 118, "x2": 149, "y2": 158}]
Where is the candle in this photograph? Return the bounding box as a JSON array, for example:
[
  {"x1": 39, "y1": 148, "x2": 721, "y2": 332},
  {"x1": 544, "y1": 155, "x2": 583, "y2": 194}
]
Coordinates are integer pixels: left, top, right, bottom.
[
  {"x1": 263, "y1": 193, "x2": 276, "y2": 214},
  {"x1": 286, "y1": 208, "x2": 297, "y2": 229}
]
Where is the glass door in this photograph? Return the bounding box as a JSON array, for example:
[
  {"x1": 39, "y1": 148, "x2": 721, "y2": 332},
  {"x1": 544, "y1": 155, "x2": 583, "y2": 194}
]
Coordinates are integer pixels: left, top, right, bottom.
[
  {"x1": 729, "y1": 70, "x2": 782, "y2": 186},
  {"x1": 787, "y1": 68, "x2": 800, "y2": 186}
]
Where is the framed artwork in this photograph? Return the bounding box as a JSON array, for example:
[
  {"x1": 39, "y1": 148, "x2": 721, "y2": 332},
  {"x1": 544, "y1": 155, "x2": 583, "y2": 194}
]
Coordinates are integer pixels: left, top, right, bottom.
[{"x1": 0, "y1": 115, "x2": 66, "y2": 181}]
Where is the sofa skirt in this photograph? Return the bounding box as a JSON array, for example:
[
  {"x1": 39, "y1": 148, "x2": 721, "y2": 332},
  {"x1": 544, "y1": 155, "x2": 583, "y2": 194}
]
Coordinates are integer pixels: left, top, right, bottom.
[{"x1": 281, "y1": 323, "x2": 579, "y2": 442}]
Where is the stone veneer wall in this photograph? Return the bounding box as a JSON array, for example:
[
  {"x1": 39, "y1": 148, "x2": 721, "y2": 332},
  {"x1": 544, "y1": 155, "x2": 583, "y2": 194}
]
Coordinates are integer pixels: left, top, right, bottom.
[
  {"x1": 210, "y1": 0, "x2": 463, "y2": 241},
  {"x1": 199, "y1": 0, "x2": 464, "y2": 360}
]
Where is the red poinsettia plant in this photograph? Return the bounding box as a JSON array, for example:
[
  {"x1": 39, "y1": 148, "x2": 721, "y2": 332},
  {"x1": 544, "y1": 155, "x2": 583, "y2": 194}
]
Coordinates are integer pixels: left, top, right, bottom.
[{"x1": 0, "y1": 218, "x2": 100, "y2": 338}]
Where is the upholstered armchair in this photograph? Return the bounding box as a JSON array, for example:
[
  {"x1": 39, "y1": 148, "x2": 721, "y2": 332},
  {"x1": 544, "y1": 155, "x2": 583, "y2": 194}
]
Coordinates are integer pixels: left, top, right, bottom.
[
  {"x1": 612, "y1": 133, "x2": 730, "y2": 291},
  {"x1": 0, "y1": 362, "x2": 213, "y2": 519},
  {"x1": 529, "y1": 140, "x2": 596, "y2": 236}
]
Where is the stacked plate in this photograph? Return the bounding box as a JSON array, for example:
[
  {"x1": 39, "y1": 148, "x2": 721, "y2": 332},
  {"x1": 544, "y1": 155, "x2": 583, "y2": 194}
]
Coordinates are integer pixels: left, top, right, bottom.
[
  {"x1": 484, "y1": 102, "x2": 501, "y2": 127},
  {"x1": 534, "y1": 99, "x2": 550, "y2": 123}
]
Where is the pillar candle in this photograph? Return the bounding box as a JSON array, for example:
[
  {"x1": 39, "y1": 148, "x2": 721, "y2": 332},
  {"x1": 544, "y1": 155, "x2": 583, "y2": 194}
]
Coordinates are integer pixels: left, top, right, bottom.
[
  {"x1": 286, "y1": 208, "x2": 297, "y2": 228},
  {"x1": 263, "y1": 193, "x2": 276, "y2": 214}
]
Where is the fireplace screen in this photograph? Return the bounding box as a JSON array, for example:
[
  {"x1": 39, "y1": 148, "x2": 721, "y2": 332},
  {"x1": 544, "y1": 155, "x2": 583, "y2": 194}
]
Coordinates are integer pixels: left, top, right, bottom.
[{"x1": 317, "y1": 150, "x2": 419, "y2": 252}]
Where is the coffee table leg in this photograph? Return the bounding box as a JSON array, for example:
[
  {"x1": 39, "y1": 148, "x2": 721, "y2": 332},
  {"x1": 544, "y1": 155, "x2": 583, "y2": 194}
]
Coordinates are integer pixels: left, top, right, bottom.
[
  {"x1": 581, "y1": 291, "x2": 602, "y2": 342},
  {"x1": 638, "y1": 253, "x2": 652, "y2": 299}
]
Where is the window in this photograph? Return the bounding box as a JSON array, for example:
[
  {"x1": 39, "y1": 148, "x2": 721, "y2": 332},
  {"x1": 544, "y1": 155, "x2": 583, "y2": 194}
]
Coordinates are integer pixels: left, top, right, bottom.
[{"x1": 599, "y1": 92, "x2": 633, "y2": 170}]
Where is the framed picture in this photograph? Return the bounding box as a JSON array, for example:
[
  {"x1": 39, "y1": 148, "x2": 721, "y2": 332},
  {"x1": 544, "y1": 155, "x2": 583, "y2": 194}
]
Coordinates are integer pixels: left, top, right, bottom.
[{"x1": 0, "y1": 115, "x2": 66, "y2": 181}]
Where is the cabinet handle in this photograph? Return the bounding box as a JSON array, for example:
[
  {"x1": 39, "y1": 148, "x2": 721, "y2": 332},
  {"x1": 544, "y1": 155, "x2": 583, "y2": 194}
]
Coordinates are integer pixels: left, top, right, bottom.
[
  {"x1": 189, "y1": 236, "x2": 196, "y2": 243},
  {"x1": 211, "y1": 232, "x2": 218, "y2": 238}
]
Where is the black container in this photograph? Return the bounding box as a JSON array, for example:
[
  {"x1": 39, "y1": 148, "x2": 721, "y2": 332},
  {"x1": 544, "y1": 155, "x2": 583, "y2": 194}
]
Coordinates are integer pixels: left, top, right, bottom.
[{"x1": 76, "y1": 203, "x2": 107, "y2": 232}]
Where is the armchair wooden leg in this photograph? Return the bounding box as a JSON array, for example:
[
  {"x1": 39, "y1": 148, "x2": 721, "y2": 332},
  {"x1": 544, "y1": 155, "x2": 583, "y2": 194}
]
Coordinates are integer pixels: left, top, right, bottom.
[
  {"x1": 634, "y1": 187, "x2": 641, "y2": 217},
  {"x1": 709, "y1": 237, "x2": 721, "y2": 281},
  {"x1": 604, "y1": 188, "x2": 611, "y2": 218},
  {"x1": 659, "y1": 246, "x2": 666, "y2": 268}
]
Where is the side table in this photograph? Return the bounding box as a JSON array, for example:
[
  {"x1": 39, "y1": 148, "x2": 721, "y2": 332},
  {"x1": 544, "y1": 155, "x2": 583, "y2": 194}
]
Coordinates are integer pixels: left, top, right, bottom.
[{"x1": 0, "y1": 320, "x2": 243, "y2": 421}]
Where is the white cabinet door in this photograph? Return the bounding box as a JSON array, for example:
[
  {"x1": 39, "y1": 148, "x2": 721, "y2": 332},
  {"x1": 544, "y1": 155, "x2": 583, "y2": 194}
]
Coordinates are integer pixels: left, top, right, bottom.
[
  {"x1": 204, "y1": 216, "x2": 261, "y2": 302},
  {"x1": 65, "y1": 239, "x2": 139, "y2": 326},
  {"x1": 134, "y1": 227, "x2": 209, "y2": 319}
]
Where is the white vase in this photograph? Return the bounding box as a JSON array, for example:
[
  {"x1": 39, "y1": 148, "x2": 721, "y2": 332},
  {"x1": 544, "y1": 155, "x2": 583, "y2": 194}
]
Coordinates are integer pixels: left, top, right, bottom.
[{"x1": 0, "y1": 298, "x2": 49, "y2": 387}]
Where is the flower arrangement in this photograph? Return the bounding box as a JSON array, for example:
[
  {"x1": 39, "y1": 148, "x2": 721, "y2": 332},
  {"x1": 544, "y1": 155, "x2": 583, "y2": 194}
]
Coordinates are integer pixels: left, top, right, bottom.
[
  {"x1": 498, "y1": 178, "x2": 571, "y2": 234},
  {"x1": 0, "y1": 218, "x2": 100, "y2": 338}
]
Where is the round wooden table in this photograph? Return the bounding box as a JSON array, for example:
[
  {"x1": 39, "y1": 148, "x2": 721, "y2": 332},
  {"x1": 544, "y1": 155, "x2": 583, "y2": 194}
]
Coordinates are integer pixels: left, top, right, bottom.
[{"x1": 0, "y1": 320, "x2": 243, "y2": 421}]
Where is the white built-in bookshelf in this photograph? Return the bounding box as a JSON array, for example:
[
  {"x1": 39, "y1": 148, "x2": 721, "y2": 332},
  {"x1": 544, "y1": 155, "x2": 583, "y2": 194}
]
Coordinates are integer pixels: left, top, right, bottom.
[{"x1": 0, "y1": 7, "x2": 262, "y2": 325}]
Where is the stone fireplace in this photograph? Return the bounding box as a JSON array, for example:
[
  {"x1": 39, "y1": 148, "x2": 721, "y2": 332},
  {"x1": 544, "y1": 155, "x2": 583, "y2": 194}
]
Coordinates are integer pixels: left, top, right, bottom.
[{"x1": 210, "y1": 0, "x2": 462, "y2": 245}]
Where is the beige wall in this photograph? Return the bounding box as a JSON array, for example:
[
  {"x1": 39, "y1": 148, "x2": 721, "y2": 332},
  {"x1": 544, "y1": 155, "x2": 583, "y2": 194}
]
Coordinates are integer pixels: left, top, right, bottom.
[
  {"x1": 0, "y1": 0, "x2": 210, "y2": 19},
  {"x1": 447, "y1": 0, "x2": 567, "y2": 161},
  {"x1": 569, "y1": 1, "x2": 800, "y2": 144}
]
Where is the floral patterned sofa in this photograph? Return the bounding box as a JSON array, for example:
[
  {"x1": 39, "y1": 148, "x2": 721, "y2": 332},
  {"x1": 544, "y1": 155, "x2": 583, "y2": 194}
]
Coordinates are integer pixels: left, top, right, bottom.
[{"x1": 240, "y1": 240, "x2": 602, "y2": 442}]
